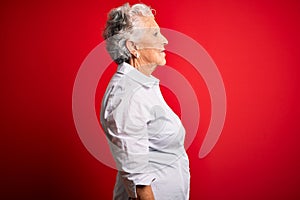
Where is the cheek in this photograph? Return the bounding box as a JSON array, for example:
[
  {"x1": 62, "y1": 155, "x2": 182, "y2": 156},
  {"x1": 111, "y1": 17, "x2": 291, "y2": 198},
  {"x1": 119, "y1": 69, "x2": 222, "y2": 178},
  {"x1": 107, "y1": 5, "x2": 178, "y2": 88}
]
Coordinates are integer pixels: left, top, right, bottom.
[
  {"x1": 149, "y1": 51, "x2": 163, "y2": 63},
  {"x1": 139, "y1": 37, "x2": 161, "y2": 49},
  {"x1": 141, "y1": 49, "x2": 158, "y2": 60},
  {"x1": 140, "y1": 49, "x2": 165, "y2": 65}
]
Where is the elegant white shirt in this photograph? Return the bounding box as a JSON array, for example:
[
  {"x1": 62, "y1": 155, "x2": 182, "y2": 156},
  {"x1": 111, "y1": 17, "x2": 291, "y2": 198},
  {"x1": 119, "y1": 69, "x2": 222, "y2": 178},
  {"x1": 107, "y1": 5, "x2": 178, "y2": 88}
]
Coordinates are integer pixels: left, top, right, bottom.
[{"x1": 100, "y1": 62, "x2": 190, "y2": 200}]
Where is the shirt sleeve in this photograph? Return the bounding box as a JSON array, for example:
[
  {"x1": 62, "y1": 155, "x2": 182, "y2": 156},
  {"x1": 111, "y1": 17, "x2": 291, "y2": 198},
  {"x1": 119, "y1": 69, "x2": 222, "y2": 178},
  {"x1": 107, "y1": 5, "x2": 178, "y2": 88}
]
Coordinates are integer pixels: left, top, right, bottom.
[{"x1": 103, "y1": 89, "x2": 155, "y2": 198}]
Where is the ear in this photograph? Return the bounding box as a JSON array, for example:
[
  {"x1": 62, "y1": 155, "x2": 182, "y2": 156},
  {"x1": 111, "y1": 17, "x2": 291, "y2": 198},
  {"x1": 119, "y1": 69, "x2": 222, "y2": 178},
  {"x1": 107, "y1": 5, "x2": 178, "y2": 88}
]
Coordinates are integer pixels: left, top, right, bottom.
[{"x1": 126, "y1": 40, "x2": 137, "y2": 55}]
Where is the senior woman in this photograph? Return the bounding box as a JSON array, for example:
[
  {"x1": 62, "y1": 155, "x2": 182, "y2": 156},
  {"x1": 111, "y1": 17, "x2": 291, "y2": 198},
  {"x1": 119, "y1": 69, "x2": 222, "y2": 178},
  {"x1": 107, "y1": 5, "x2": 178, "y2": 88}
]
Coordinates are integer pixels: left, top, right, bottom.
[{"x1": 100, "y1": 3, "x2": 190, "y2": 200}]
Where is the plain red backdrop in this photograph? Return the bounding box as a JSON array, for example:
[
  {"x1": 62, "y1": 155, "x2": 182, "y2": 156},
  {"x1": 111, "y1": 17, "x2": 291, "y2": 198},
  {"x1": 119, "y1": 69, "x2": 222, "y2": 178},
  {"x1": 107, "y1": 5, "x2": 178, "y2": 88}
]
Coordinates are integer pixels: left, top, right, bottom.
[{"x1": 1, "y1": 0, "x2": 300, "y2": 199}]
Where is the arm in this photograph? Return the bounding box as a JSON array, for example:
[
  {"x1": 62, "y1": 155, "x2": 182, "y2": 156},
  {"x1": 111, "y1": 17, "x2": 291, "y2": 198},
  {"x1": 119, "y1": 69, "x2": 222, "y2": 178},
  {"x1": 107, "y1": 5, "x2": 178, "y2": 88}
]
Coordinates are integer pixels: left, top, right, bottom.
[
  {"x1": 102, "y1": 88, "x2": 155, "y2": 199},
  {"x1": 135, "y1": 185, "x2": 155, "y2": 200}
]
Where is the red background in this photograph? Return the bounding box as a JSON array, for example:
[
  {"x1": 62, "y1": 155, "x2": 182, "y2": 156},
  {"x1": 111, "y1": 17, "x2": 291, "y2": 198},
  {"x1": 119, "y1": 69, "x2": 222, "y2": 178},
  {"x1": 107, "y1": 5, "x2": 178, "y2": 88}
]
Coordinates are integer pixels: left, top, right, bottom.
[{"x1": 1, "y1": 0, "x2": 300, "y2": 199}]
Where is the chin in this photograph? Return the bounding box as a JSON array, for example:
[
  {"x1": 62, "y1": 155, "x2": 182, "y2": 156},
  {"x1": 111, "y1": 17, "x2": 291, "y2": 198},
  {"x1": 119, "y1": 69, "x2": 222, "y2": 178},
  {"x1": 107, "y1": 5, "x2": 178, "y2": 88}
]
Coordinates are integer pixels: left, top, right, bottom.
[{"x1": 157, "y1": 58, "x2": 166, "y2": 66}]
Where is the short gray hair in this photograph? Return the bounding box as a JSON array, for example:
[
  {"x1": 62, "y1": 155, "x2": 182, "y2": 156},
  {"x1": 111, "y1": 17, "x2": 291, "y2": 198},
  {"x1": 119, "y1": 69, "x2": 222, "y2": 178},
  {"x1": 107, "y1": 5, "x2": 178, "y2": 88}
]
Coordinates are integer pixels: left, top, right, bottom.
[{"x1": 103, "y1": 3, "x2": 154, "y2": 64}]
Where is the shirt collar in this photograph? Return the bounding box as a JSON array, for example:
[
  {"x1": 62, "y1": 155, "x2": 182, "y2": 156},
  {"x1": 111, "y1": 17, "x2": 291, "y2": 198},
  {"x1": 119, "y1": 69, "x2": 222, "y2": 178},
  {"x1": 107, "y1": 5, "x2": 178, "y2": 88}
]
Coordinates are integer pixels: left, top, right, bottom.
[{"x1": 117, "y1": 62, "x2": 160, "y2": 88}]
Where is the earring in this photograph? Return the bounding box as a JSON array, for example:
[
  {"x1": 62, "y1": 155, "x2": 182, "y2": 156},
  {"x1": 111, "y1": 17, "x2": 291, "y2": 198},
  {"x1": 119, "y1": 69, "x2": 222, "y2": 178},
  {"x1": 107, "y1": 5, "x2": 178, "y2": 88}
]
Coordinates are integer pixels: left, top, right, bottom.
[{"x1": 136, "y1": 52, "x2": 140, "y2": 58}]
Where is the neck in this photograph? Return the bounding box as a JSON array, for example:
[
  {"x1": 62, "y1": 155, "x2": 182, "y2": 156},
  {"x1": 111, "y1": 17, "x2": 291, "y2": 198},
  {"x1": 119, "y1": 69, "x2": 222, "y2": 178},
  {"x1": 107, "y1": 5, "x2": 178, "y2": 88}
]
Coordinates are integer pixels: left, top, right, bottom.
[{"x1": 130, "y1": 58, "x2": 157, "y2": 77}]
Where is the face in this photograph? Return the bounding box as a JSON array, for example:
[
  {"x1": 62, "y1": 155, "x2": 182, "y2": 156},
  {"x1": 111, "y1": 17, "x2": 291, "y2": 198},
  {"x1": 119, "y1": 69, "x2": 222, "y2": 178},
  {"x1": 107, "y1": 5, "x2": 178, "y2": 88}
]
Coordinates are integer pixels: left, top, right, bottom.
[{"x1": 133, "y1": 16, "x2": 168, "y2": 66}]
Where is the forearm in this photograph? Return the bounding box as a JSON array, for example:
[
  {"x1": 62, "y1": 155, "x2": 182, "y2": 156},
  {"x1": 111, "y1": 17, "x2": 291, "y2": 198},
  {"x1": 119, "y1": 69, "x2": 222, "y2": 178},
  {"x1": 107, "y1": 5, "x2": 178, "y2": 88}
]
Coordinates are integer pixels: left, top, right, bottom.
[{"x1": 131, "y1": 185, "x2": 155, "y2": 200}]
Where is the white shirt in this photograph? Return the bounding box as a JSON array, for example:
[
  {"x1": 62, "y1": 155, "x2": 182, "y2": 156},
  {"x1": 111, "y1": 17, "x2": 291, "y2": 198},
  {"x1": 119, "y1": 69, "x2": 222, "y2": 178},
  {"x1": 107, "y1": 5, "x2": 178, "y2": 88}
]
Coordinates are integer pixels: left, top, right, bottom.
[{"x1": 100, "y1": 62, "x2": 190, "y2": 200}]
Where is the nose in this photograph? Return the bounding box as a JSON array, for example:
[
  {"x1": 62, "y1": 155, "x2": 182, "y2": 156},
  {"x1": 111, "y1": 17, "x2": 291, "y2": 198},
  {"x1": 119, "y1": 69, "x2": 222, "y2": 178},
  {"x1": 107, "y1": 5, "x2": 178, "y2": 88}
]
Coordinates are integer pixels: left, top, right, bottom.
[{"x1": 161, "y1": 33, "x2": 168, "y2": 45}]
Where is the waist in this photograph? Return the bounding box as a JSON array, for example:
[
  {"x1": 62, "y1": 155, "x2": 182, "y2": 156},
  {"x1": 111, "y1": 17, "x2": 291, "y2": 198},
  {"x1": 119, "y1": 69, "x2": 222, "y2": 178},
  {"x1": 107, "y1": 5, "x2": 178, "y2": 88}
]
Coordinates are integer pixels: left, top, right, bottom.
[{"x1": 148, "y1": 146, "x2": 188, "y2": 168}]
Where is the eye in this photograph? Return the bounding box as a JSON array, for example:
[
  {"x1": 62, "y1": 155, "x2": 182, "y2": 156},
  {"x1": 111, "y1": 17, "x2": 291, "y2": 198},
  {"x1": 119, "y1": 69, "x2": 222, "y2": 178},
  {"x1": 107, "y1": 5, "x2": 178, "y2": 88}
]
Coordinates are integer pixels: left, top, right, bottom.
[{"x1": 153, "y1": 32, "x2": 159, "y2": 37}]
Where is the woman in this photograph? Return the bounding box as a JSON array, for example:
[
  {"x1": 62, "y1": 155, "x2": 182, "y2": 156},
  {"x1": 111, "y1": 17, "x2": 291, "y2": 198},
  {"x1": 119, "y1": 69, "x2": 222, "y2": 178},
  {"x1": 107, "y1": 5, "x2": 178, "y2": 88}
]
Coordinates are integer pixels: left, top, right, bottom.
[{"x1": 100, "y1": 3, "x2": 190, "y2": 200}]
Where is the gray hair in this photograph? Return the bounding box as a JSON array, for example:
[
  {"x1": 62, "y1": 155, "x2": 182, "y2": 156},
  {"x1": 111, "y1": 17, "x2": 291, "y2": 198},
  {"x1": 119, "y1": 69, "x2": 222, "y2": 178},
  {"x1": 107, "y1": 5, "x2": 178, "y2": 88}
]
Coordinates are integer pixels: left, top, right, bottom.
[{"x1": 103, "y1": 3, "x2": 154, "y2": 64}]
